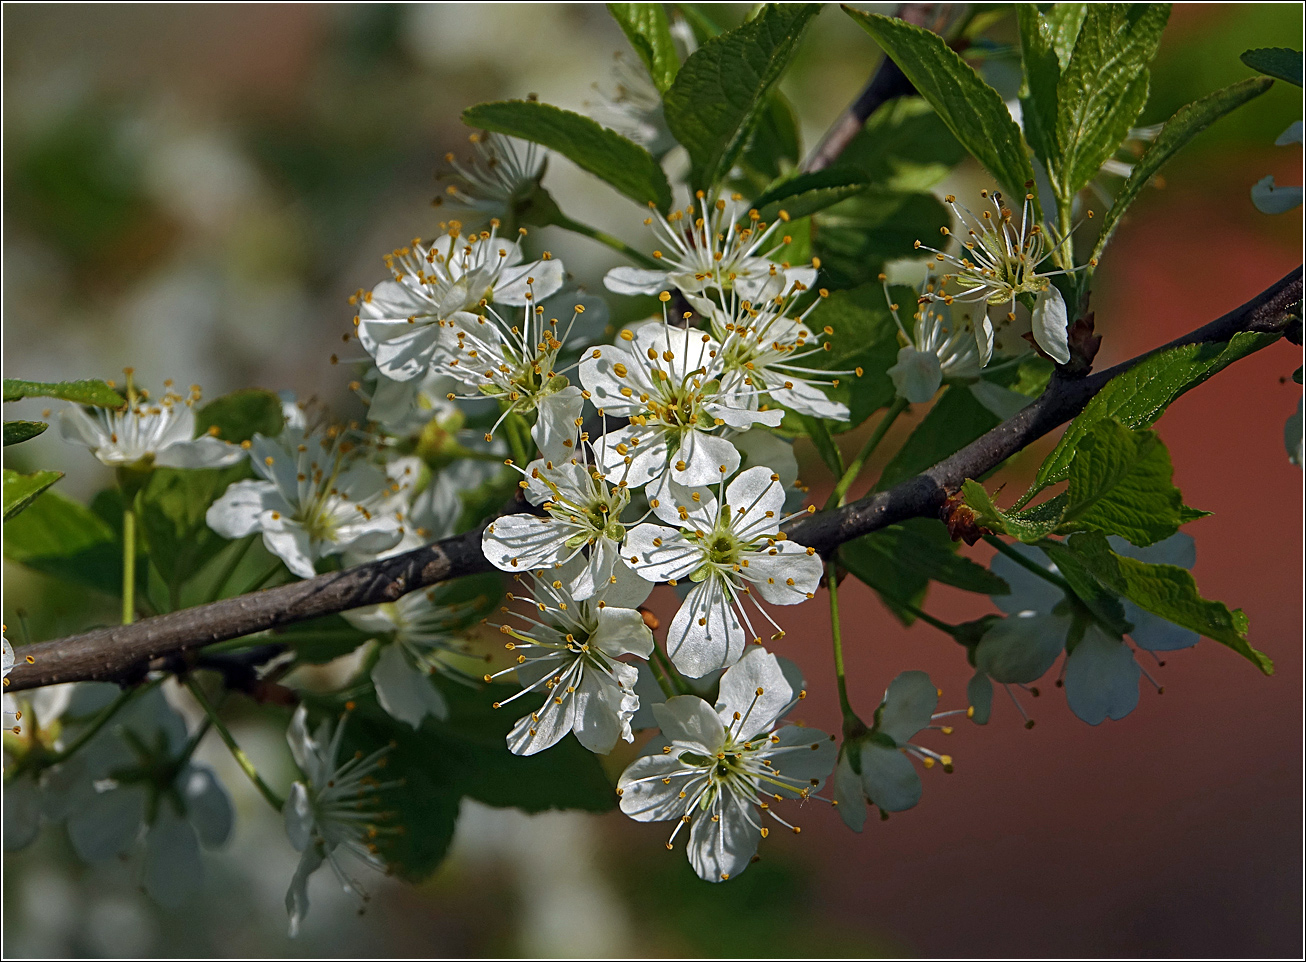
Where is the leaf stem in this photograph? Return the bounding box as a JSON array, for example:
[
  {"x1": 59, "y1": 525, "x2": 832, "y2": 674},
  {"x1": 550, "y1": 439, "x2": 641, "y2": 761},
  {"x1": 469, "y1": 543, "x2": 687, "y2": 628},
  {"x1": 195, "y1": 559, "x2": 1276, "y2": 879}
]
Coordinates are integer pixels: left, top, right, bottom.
[
  {"x1": 650, "y1": 644, "x2": 690, "y2": 696},
  {"x1": 826, "y1": 396, "x2": 910, "y2": 509},
  {"x1": 549, "y1": 212, "x2": 661, "y2": 270},
  {"x1": 827, "y1": 563, "x2": 858, "y2": 725},
  {"x1": 893, "y1": 600, "x2": 960, "y2": 635},
  {"x1": 647, "y1": 652, "x2": 677, "y2": 699},
  {"x1": 983, "y1": 534, "x2": 1074, "y2": 595},
  {"x1": 183, "y1": 675, "x2": 285, "y2": 812}
]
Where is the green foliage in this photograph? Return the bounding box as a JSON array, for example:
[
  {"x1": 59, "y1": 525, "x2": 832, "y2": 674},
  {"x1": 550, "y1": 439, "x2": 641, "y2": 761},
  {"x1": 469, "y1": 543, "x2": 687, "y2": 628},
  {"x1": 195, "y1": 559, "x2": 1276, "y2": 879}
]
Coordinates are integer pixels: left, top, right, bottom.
[
  {"x1": 138, "y1": 465, "x2": 251, "y2": 593},
  {"x1": 1019, "y1": 331, "x2": 1279, "y2": 505},
  {"x1": 4, "y1": 420, "x2": 49, "y2": 446},
  {"x1": 2, "y1": 468, "x2": 64, "y2": 521},
  {"x1": 847, "y1": 8, "x2": 1039, "y2": 208},
  {"x1": 1036, "y1": 538, "x2": 1132, "y2": 636},
  {"x1": 608, "y1": 3, "x2": 680, "y2": 92},
  {"x1": 799, "y1": 284, "x2": 901, "y2": 430},
  {"x1": 3, "y1": 487, "x2": 134, "y2": 596},
  {"x1": 195, "y1": 389, "x2": 285, "y2": 444},
  {"x1": 663, "y1": 4, "x2": 819, "y2": 191},
  {"x1": 1051, "y1": 3, "x2": 1170, "y2": 198},
  {"x1": 812, "y1": 188, "x2": 948, "y2": 289},
  {"x1": 1059, "y1": 532, "x2": 1272, "y2": 674},
  {"x1": 1241, "y1": 46, "x2": 1303, "y2": 86},
  {"x1": 878, "y1": 386, "x2": 1000, "y2": 490},
  {"x1": 796, "y1": 414, "x2": 844, "y2": 477},
  {"x1": 840, "y1": 518, "x2": 1008, "y2": 625},
  {"x1": 275, "y1": 614, "x2": 375, "y2": 665},
  {"x1": 752, "y1": 168, "x2": 872, "y2": 223},
  {"x1": 735, "y1": 92, "x2": 803, "y2": 191},
  {"x1": 3, "y1": 378, "x2": 123, "y2": 407},
  {"x1": 462, "y1": 101, "x2": 672, "y2": 212},
  {"x1": 961, "y1": 480, "x2": 1067, "y2": 544},
  {"x1": 837, "y1": 97, "x2": 966, "y2": 193},
  {"x1": 1091, "y1": 77, "x2": 1272, "y2": 264}
]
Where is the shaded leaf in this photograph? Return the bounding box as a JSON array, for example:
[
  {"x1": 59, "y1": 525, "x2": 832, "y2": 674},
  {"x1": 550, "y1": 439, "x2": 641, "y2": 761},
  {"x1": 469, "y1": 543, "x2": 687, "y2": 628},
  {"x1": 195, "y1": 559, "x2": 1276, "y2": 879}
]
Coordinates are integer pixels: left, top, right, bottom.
[
  {"x1": 2, "y1": 468, "x2": 63, "y2": 521},
  {"x1": 195, "y1": 389, "x2": 284, "y2": 445},
  {"x1": 838, "y1": 97, "x2": 966, "y2": 193},
  {"x1": 753, "y1": 167, "x2": 871, "y2": 223},
  {"x1": 878, "y1": 386, "x2": 1000, "y2": 490},
  {"x1": 1241, "y1": 46, "x2": 1303, "y2": 86},
  {"x1": 608, "y1": 3, "x2": 680, "y2": 92},
  {"x1": 3, "y1": 378, "x2": 123, "y2": 407},
  {"x1": 800, "y1": 283, "x2": 902, "y2": 430},
  {"x1": 813, "y1": 188, "x2": 948, "y2": 289},
  {"x1": 4, "y1": 420, "x2": 48, "y2": 446},
  {"x1": 3, "y1": 487, "x2": 126, "y2": 596}
]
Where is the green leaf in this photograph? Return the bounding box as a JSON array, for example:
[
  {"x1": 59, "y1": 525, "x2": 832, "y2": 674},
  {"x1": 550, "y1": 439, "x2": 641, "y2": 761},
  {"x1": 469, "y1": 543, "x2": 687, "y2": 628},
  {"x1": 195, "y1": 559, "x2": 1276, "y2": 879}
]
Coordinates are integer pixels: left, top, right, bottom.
[
  {"x1": 838, "y1": 96, "x2": 966, "y2": 193},
  {"x1": 1053, "y1": 3, "x2": 1170, "y2": 197},
  {"x1": 841, "y1": 517, "x2": 1009, "y2": 625},
  {"x1": 960, "y1": 480, "x2": 1067, "y2": 544},
  {"x1": 812, "y1": 188, "x2": 948, "y2": 290},
  {"x1": 674, "y1": 2, "x2": 723, "y2": 43},
  {"x1": 608, "y1": 3, "x2": 680, "y2": 92},
  {"x1": 1016, "y1": 4, "x2": 1064, "y2": 173},
  {"x1": 3, "y1": 378, "x2": 123, "y2": 407},
  {"x1": 1045, "y1": 3, "x2": 1088, "y2": 66},
  {"x1": 194, "y1": 389, "x2": 284, "y2": 445},
  {"x1": 1061, "y1": 420, "x2": 1196, "y2": 546},
  {"x1": 752, "y1": 167, "x2": 871, "y2": 223},
  {"x1": 275, "y1": 614, "x2": 375, "y2": 665},
  {"x1": 736, "y1": 92, "x2": 802, "y2": 188},
  {"x1": 139, "y1": 465, "x2": 251, "y2": 589},
  {"x1": 663, "y1": 3, "x2": 819, "y2": 190},
  {"x1": 1036, "y1": 538, "x2": 1131, "y2": 636},
  {"x1": 1091, "y1": 77, "x2": 1272, "y2": 264},
  {"x1": 1021, "y1": 331, "x2": 1279, "y2": 504},
  {"x1": 846, "y1": 8, "x2": 1039, "y2": 207},
  {"x1": 463, "y1": 101, "x2": 672, "y2": 212},
  {"x1": 800, "y1": 283, "x2": 902, "y2": 430},
  {"x1": 1241, "y1": 46, "x2": 1303, "y2": 86},
  {"x1": 2, "y1": 468, "x2": 63, "y2": 521},
  {"x1": 1063, "y1": 531, "x2": 1272, "y2": 674},
  {"x1": 4, "y1": 420, "x2": 48, "y2": 446},
  {"x1": 3, "y1": 487, "x2": 125, "y2": 595},
  {"x1": 878, "y1": 386, "x2": 1001, "y2": 490}
]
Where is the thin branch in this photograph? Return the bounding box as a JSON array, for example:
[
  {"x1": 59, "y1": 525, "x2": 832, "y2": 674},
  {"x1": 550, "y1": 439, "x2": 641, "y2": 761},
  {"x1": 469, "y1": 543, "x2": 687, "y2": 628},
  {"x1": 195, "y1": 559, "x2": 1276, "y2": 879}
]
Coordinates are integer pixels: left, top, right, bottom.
[{"x1": 6, "y1": 268, "x2": 1300, "y2": 692}]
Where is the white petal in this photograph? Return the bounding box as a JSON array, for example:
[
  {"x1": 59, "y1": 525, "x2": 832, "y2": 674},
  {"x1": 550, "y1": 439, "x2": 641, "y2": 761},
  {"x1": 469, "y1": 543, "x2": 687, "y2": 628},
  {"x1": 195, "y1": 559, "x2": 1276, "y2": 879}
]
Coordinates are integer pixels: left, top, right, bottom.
[
  {"x1": 765, "y1": 724, "x2": 836, "y2": 797},
  {"x1": 887, "y1": 346, "x2": 943, "y2": 403},
  {"x1": 670, "y1": 430, "x2": 740, "y2": 489},
  {"x1": 665, "y1": 577, "x2": 745, "y2": 678},
  {"x1": 155, "y1": 436, "x2": 243, "y2": 469},
  {"x1": 143, "y1": 809, "x2": 202, "y2": 907},
  {"x1": 876, "y1": 670, "x2": 938, "y2": 745},
  {"x1": 591, "y1": 555, "x2": 656, "y2": 610},
  {"x1": 507, "y1": 673, "x2": 579, "y2": 756},
  {"x1": 974, "y1": 612, "x2": 1068, "y2": 684},
  {"x1": 283, "y1": 781, "x2": 315, "y2": 852},
  {"x1": 531, "y1": 385, "x2": 584, "y2": 464},
  {"x1": 2, "y1": 777, "x2": 44, "y2": 851},
  {"x1": 859, "y1": 742, "x2": 922, "y2": 812},
  {"x1": 624, "y1": 524, "x2": 702, "y2": 582},
  {"x1": 765, "y1": 376, "x2": 849, "y2": 420},
  {"x1": 724, "y1": 464, "x2": 785, "y2": 520},
  {"x1": 967, "y1": 670, "x2": 994, "y2": 725},
  {"x1": 1252, "y1": 175, "x2": 1303, "y2": 215},
  {"x1": 714, "y1": 646, "x2": 792, "y2": 737},
  {"x1": 482, "y1": 514, "x2": 568, "y2": 573},
  {"x1": 1276, "y1": 120, "x2": 1303, "y2": 146},
  {"x1": 571, "y1": 661, "x2": 639, "y2": 754},
  {"x1": 989, "y1": 542, "x2": 1066, "y2": 615},
  {"x1": 742, "y1": 541, "x2": 822, "y2": 605},
  {"x1": 67, "y1": 785, "x2": 146, "y2": 861},
  {"x1": 604, "y1": 266, "x2": 673, "y2": 296},
  {"x1": 58, "y1": 405, "x2": 109, "y2": 452},
  {"x1": 617, "y1": 750, "x2": 697, "y2": 822},
  {"x1": 1064, "y1": 626, "x2": 1140, "y2": 725},
  {"x1": 365, "y1": 322, "x2": 445, "y2": 383},
  {"x1": 181, "y1": 764, "x2": 234, "y2": 848},
  {"x1": 494, "y1": 257, "x2": 565, "y2": 304},
  {"x1": 285, "y1": 844, "x2": 325, "y2": 938},
  {"x1": 973, "y1": 314, "x2": 995, "y2": 366},
  {"x1": 591, "y1": 605, "x2": 655, "y2": 660},
  {"x1": 969, "y1": 380, "x2": 1034, "y2": 420},
  {"x1": 651, "y1": 694, "x2": 726, "y2": 755},
  {"x1": 833, "y1": 751, "x2": 868, "y2": 832},
  {"x1": 206, "y1": 481, "x2": 275, "y2": 539},
  {"x1": 648, "y1": 476, "x2": 718, "y2": 528},
  {"x1": 1031, "y1": 285, "x2": 1071, "y2": 365},
  {"x1": 372, "y1": 643, "x2": 448, "y2": 728},
  {"x1": 261, "y1": 522, "x2": 317, "y2": 579},
  {"x1": 688, "y1": 789, "x2": 762, "y2": 882}
]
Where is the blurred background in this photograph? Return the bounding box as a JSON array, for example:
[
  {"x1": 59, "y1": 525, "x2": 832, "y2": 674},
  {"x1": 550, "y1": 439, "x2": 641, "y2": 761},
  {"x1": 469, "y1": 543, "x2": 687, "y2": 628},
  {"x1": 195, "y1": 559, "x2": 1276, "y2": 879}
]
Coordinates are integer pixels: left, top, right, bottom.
[{"x1": 2, "y1": 3, "x2": 1302, "y2": 957}]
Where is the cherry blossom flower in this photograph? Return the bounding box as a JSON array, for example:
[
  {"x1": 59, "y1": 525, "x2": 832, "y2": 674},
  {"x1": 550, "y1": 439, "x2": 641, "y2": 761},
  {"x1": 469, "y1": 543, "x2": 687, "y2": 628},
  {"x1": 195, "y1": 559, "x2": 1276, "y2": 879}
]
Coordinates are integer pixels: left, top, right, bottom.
[
  {"x1": 617, "y1": 648, "x2": 835, "y2": 882},
  {"x1": 487, "y1": 559, "x2": 655, "y2": 756},
  {"x1": 432, "y1": 132, "x2": 546, "y2": 222},
  {"x1": 882, "y1": 270, "x2": 984, "y2": 403},
  {"x1": 624, "y1": 466, "x2": 822, "y2": 677}
]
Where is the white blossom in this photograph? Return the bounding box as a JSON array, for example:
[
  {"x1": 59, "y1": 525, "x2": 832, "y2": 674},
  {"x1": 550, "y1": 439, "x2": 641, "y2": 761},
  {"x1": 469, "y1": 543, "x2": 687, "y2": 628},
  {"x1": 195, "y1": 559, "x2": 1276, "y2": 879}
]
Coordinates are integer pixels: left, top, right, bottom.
[
  {"x1": 617, "y1": 647, "x2": 835, "y2": 882},
  {"x1": 206, "y1": 427, "x2": 404, "y2": 578},
  {"x1": 624, "y1": 466, "x2": 822, "y2": 677},
  {"x1": 354, "y1": 224, "x2": 564, "y2": 384},
  {"x1": 482, "y1": 438, "x2": 650, "y2": 598},
  {"x1": 59, "y1": 381, "x2": 243, "y2": 470},
  {"x1": 581, "y1": 320, "x2": 783, "y2": 495},
  {"x1": 587, "y1": 52, "x2": 678, "y2": 157},
  {"x1": 914, "y1": 189, "x2": 1078, "y2": 365},
  {"x1": 432, "y1": 132, "x2": 546, "y2": 222},
  {"x1": 1251, "y1": 121, "x2": 1303, "y2": 215},
  {"x1": 833, "y1": 671, "x2": 958, "y2": 831},
  {"x1": 283, "y1": 705, "x2": 397, "y2": 938},
  {"x1": 705, "y1": 289, "x2": 852, "y2": 421},
  {"x1": 487, "y1": 559, "x2": 655, "y2": 756},
  {"x1": 604, "y1": 193, "x2": 817, "y2": 314},
  {"x1": 882, "y1": 269, "x2": 983, "y2": 403}
]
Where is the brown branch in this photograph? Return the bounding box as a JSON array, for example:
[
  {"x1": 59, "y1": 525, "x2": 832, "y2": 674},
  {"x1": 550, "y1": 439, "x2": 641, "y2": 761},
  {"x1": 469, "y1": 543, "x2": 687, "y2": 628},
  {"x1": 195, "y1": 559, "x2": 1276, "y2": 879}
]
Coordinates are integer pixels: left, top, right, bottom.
[{"x1": 6, "y1": 268, "x2": 1300, "y2": 692}]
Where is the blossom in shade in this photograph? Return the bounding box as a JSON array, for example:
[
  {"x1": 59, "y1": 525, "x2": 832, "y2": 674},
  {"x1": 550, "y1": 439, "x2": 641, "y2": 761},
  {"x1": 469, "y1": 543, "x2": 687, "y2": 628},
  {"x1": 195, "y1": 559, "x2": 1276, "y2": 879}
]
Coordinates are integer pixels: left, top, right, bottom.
[
  {"x1": 604, "y1": 193, "x2": 817, "y2": 314},
  {"x1": 581, "y1": 319, "x2": 783, "y2": 495},
  {"x1": 487, "y1": 559, "x2": 655, "y2": 756},
  {"x1": 432, "y1": 132, "x2": 546, "y2": 222},
  {"x1": 587, "y1": 51, "x2": 678, "y2": 158},
  {"x1": 705, "y1": 289, "x2": 852, "y2": 421},
  {"x1": 283, "y1": 705, "x2": 398, "y2": 938},
  {"x1": 833, "y1": 671, "x2": 959, "y2": 830},
  {"x1": 617, "y1": 647, "x2": 835, "y2": 882},
  {"x1": 624, "y1": 466, "x2": 822, "y2": 677},
  {"x1": 60, "y1": 380, "x2": 243, "y2": 470},
  {"x1": 914, "y1": 189, "x2": 1077, "y2": 365},
  {"x1": 1251, "y1": 121, "x2": 1303, "y2": 215},
  {"x1": 882, "y1": 270, "x2": 983, "y2": 403},
  {"x1": 354, "y1": 224, "x2": 564, "y2": 384},
  {"x1": 206, "y1": 427, "x2": 404, "y2": 578}
]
